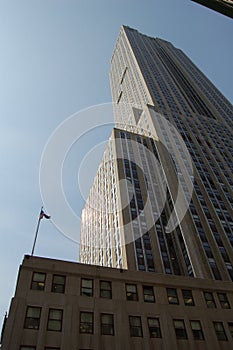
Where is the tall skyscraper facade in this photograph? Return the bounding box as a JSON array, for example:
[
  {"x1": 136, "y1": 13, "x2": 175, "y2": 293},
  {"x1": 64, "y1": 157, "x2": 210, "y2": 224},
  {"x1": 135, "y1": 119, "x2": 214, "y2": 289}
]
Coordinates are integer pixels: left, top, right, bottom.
[
  {"x1": 2, "y1": 26, "x2": 233, "y2": 350},
  {"x1": 81, "y1": 26, "x2": 233, "y2": 283}
]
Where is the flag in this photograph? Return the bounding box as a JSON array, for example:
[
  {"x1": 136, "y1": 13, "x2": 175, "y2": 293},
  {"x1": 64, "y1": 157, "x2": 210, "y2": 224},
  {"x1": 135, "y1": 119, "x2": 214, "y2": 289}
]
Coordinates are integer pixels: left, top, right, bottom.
[{"x1": 39, "y1": 208, "x2": 51, "y2": 220}]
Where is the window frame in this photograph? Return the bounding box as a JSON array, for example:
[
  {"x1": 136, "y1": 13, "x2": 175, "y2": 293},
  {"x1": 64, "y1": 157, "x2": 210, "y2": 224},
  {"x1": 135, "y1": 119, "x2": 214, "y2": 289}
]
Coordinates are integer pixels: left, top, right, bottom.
[
  {"x1": 213, "y1": 321, "x2": 228, "y2": 341},
  {"x1": 100, "y1": 313, "x2": 114, "y2": 335},
  {"x1": 182, "y1": 289, "x2": 195, "y2": 306},
  {"x1": 81, "y1": 278, "x2": 93, "y2": 297},
  {"x1": 173, "y1": 319, "x2": 188, "y2": 339},
  {"x1": 190, "y1": 320, "x2": 204, "y2": 340},
  {"x1": 217, "y1": 293, "x2": 230, "y2": 309},
  {"x1": 143, "y1": 285, "x2": 155, "y2": 303},
  {"x1": 100, "y1": 280, "x2": 112, "y2": 299},
  {"x1": 79, "y1": 312, "x2": 94, "y2": 334},
  {"x1": 51, "y1": 275, "x2": 66, "y2": 294},
  {"x1": 24, "y1": 306, "x2": 41, "y2": 330},
  {"x1": 147, "y1": 317, "x2": 162, "y2": 338},
  {"x1": 203, "y1": 291, "x2": 216, "y2": 308},
  {"x1": 47, "y1": 308, "x2": 63, "y2": 332},
  {"x1": 167, "y1": 288, "x2": 179, "y2": 305},
  {"x1": 31, "y1": 272, "x2": 46, "y2": 291},
  {"x1": 129, "y1": 316, "x2": 143, "y2": 337},
  {"x1": 126, "y1": 284, "x2": 138, "y2": 301}
]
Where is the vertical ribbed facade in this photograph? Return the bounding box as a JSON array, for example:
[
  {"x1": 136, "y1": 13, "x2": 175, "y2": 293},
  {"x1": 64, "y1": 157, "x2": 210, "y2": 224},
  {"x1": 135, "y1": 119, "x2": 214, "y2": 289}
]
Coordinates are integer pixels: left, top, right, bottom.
[{"x1": 81, "y1": 26, "x2": 233, "y2": 283}]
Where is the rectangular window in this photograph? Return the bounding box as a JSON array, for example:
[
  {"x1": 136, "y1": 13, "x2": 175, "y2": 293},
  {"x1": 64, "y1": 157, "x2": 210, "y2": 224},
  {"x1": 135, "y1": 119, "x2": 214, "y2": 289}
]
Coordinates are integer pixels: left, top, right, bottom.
[
  {"x1": 52, "y1": 275, "x2": 66, "y2": 294},
  {"x1": 190, "y1": 320, "x2": 204, "y2": 340},
  {"x1": 24, "y1": 306, "x2": 41, "y2": 330},
  {"x1": 20, "y1": 347, "x2": 36, "y2": 350},
  {"x1": 167, "y1": 288, "x2": 179, "y2": 304},
  {"x1": 81, "y1": 279, "x2": 93, "y2": 297},
  {"x1": 228, "y1": 322, "x2": 233, "y2": 338},
  {"x1": 213, "y1": 322, "x2": 227, "y2": 341},
  {"x1": 217, "y1": 293, "x2": 230, "y2": 309},
  {"x1": 101, "y1": 313, "x2": 114, "y2": 335},
  {"x1": 143, "y1": 286, "x2": 155, "y2": 303},
  {"x1": 45, "y1": 348, "x2": 60, "y2": 350},
  {"x1": 203, "y1": 291, "x2": 216, "y2": 308},
  {"x1": 182, "y1": 289, "x2": 195, "y2": 306},
  {"x1": 173, "y1": 319, "x2": 187, "y2": 339},
  {"x1": 126, "y1": 284, "x2": 138, "y2": 301},
  {"x1": 147, "y1": 317, "x2": 162, "y2": 338},
  {"x1": 31, "y1": 272, "x2": 46, "y2": 291},
  {"x1": 47, "y1": 309, "x2": 63, "y2": 332},
  {"x1": 129, "y1": 316, "x2": 143, "y2": 337},
  {"x1": 100, "y1": 281, "x2": 112, "y2": 299},
  {"x1": 80, "y1": 312, "x2": 94, "y2": 334}
]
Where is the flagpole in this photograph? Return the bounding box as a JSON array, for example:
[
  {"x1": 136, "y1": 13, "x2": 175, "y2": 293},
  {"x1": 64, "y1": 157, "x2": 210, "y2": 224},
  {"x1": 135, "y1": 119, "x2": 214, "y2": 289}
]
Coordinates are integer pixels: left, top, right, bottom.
[{"x1": 31, "y1": 207, "x2": 43, "y2": 256}]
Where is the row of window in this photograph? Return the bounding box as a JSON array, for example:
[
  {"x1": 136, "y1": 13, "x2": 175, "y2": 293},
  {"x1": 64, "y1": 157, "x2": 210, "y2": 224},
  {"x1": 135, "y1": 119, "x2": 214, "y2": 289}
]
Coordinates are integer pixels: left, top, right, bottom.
[
  {"x1": 32, "y1": 273, "x2": 232, "y2": 309},
  {"x1": 23, "y1": 306, "x2": 233, "y2": 342}
]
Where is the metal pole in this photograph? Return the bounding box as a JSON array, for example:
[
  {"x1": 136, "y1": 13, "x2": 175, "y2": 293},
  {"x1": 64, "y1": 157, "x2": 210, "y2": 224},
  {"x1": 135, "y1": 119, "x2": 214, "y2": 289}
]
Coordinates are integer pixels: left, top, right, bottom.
[{"x1": 31, "y1": 207, "x2": 42, "y2": 256}]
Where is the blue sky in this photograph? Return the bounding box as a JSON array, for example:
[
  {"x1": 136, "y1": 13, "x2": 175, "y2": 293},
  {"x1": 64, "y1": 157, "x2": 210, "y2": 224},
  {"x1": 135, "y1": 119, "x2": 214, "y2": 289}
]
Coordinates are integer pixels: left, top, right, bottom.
[{"x1": 0, "y1": 0, "x2": 232, "y2": 327}]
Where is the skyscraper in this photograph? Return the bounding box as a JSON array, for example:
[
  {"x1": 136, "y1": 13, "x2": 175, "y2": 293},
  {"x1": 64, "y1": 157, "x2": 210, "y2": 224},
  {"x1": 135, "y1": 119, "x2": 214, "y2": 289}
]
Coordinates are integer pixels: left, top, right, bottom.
[
  {"x1": 191, "y1": 0, "x2": 233, "y2": 19},
  {"x1": 80, "y1": 26, "x2": 233, "y2": 283},
  {"x1": 2, "y1": 26, "x2": 233, "y2": 350}
]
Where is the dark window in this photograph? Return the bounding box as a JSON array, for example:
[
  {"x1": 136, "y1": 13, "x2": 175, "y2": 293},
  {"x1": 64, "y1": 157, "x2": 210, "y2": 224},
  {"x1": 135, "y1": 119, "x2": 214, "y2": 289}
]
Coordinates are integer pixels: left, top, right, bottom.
[
  {"x1": 203, "y1": 291, "x2": 216, "y2": 308},
  {"x1": 24, "y1": 306, "x2": 41, "y2": 330},
  {"x1": 100, "y1": 281, "x2": 112, "y2": 299},
  {"x1": 129, "y1": 316, "x2": 143, "y2": 337},
  {"x1": 147, "y1": 317, "x2": 162, "y2": 338},
  {"x1": 213, "y1": 322, "x2": 227, "y2": 341},
  {"x1": 126, "y1": 284, "x2": 138, "y2": 301},
  {"x1": 143, "y1": 286, "x2": 155, "y2": 303},
  {"x1": 47, "y1": 309, "x2": 63, "y2": 331},
  {"x1": 173, "y1": 319, "x2": 187, "y2": 339},
  {"x1": 190, "y1": 320, "x2": 204, "y2": 340},
  {"x1": 101, "y1": 313, "x2": 114, "y2": 335},
  {"x1": 217, "y1": 293, "x2": 230, "y2": 309},
  {"x1": 52, "y1": 275, "x2": 66, "y2": 293},
  {"x1": 45, "y1": 348, "x2": 60, "y2": 350},
  {"x1": 20, "y1": 347, "x2": 36, "y2": 350},
  {"x1": 31, "y1": 272, "x2": 46, "y2": 291},
  {"x1": 80, "y1": 312, "x2": 93, "y2": 334},
  {"x1": 167, "y1": 288, "x2": 179, "y2": 304},
  {"x1": 228, "y1": 322, "x2": 233, "y2": 338},
  {"x1": 182, "y1": 290, "x2": 195, "y2": 306},
  {"x1": 81, "y1": 279, "x2": 93, "y2": 297}
]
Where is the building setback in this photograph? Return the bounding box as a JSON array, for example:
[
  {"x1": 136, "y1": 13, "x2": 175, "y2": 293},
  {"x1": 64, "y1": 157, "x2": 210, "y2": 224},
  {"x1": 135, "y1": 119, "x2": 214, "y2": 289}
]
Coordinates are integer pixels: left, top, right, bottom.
[{"x1": 1, "y1": 26, "x2": 233, "y2": 350}]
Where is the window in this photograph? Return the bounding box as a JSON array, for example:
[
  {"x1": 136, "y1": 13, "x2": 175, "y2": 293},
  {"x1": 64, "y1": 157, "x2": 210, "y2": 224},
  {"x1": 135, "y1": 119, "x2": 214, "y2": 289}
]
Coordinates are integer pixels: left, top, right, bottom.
[
  {"x1": 182, "y1": 290, "x2": 195, "y2": 306},
  {"x1": 20, "y1": 347, "x2": 36, "y2": 350},
  {"x1": 213, "y1": 322, "x2": 227, "y2": 341},
  {"x1": 24, "y1": 306, "x2": 41, "y2": 330},
  {"x1": 80, "y1": 312, "x2": 93, "y2": 334},
  {"x1": 45, "y1": 348, "x2": 60, "y2": 350},
  {"x1": 100, "y1": 281, "x2": 112, "y2": 299},
  {"x1": 126, "y1": 284, "x2": 138, "y2": 301},
  {"x1": 173, "y1": 319, "x2": 187, "y2": 339},
  {"x1": 52, "y1": 275, "x2": 66, "y2": 293},
  {"x1": 47, "y1": 309, "x2": 63, "y2": 331},
  {"x1": 147, "y1": 317, "x2": 162, "y2": 338},
  {"x1": 228, "y1": 322, "x2": 233, "y2": 338},
  {"x1": 190, "y1": 320, "x2": 204, "y2": 340},
  {"x1": 31, "y1": 272, "x2": 46, "y2": 291},
  {"x1": 203, "y1": 291, "x2": 216, "y2": 308},
  {"x1": 143, "y1": 286, "x2": 155, "y2": 303},
  {"x1": 217, "y1": 293, "x2": 230, "y2": 309},
  {"x1": 81, "y1": 279, "x2": 93, "y2": 297},
  {"x1": 129, "y1": 316, "x2": 143, "y2": 337},
  {"x1": 101, "y1": 313, "x2": 114, "y2": 335},
  {"x1": 167, "y1": 288, "x2": 179, "y2": 304}
]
